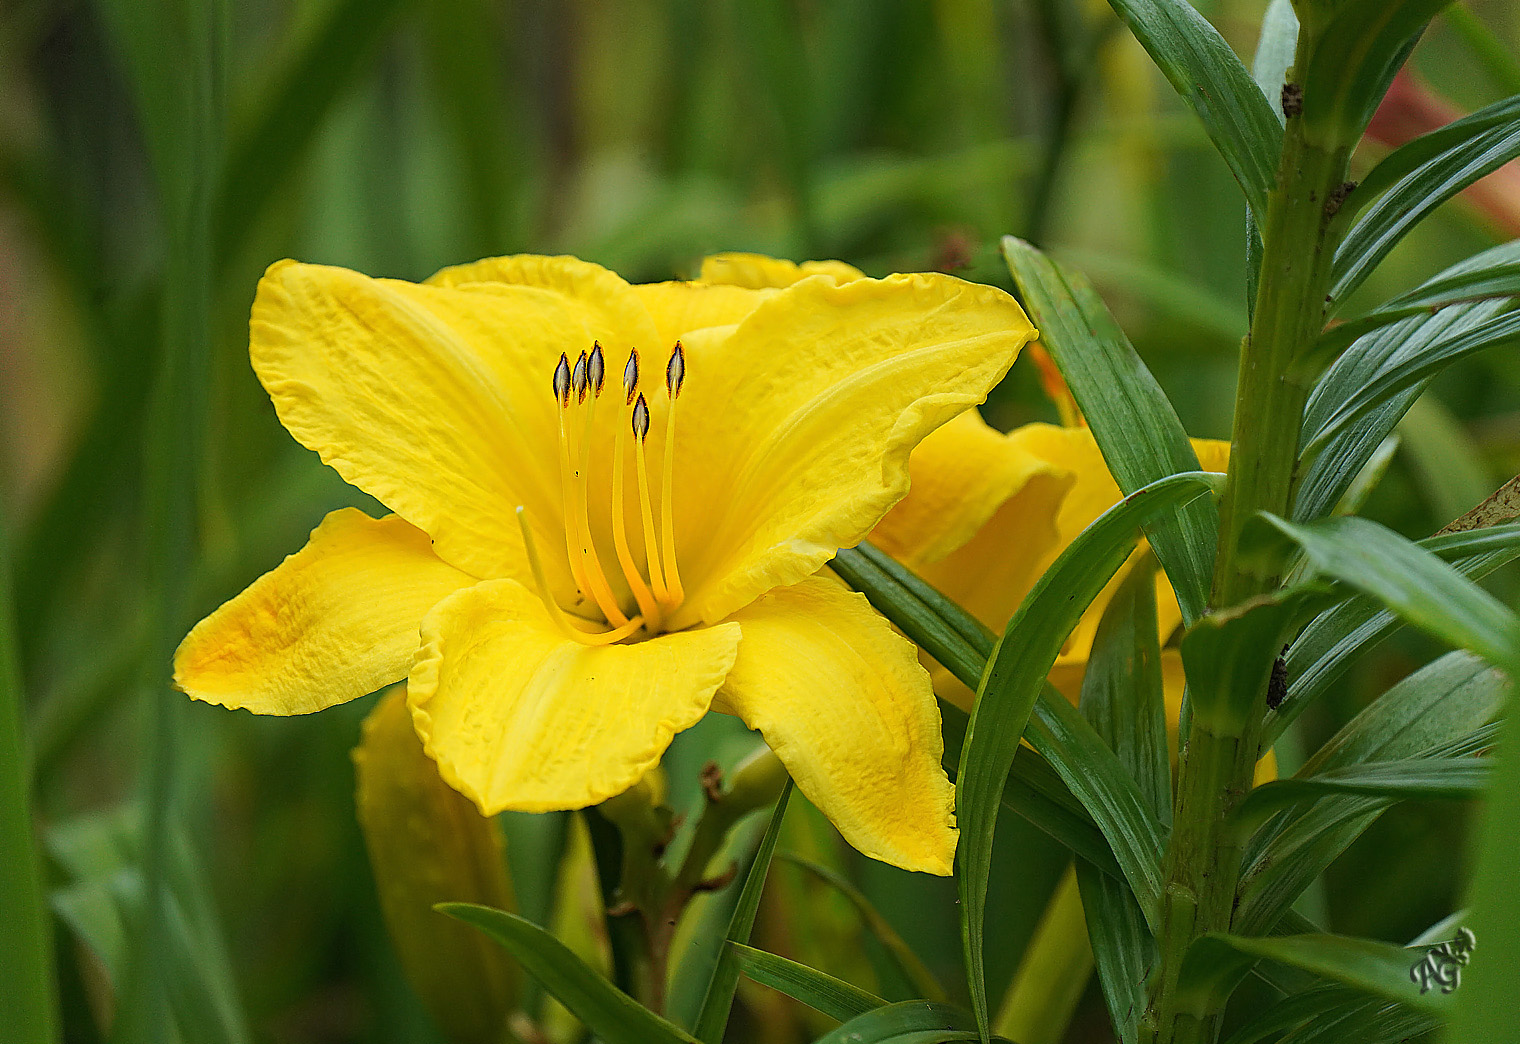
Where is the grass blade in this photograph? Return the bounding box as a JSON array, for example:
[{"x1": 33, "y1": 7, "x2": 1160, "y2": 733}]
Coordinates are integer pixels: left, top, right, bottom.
[{"x1": 810, "y1": 1000, "x2": 989, "y2": 1044}]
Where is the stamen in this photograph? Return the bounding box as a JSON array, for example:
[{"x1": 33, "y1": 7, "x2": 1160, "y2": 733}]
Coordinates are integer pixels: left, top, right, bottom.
[
  {"x1": 660, "y1": 342, "x2": 685, "y2": 608},
  {"x1": 588, "y1": 342, "x2": 606, "y2": 397},
  {"x1": 632, "y1": 393, "x2": 669, "y2": 606},
  {"x1": 570, "y1": 347, "x2": 630, "y2": 627},
  {"x1": 611, "y1": 352, "x2": 663, "y2": 630},
  {"x1": 554, "y1": 354, "x2": 594, "y2": 604},
  {"x1": 517, "y1": 507, "x2": 642, "y2": 646}
]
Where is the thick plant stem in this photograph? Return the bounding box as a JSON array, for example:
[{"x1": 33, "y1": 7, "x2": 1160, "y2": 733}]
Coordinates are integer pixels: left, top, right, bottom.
[{"x1": 1143, "y1": 72, "x2": 1353, "y2": 1044}]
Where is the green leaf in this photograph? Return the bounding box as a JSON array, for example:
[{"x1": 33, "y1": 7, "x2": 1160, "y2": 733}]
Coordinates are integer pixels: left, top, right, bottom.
[
  {"x1": 691, "y1": 781, "x2": 793, "y2": 1044},
  {"x1": 1318, "y1": 240, "x2": 1520, "y2": 355},
  {"x1": 958, "y1": 471, "x2": 1218, "y2": 1037},
  {"x1": 1256, "y1": 515, "x2": 1520, "y2": 672},
  {"x1": 1003, "y1": 236, "x2": 1218, "y2": 626},
  {"x1": 776, "y1": 855, "x2": 947, "y2": 1003},
  {"x1": 1297, "y1": 0, "x2": 1447, "y2": 149},
  {"x1": 1072, "y1": 557, "x2": 1168, "y2": 1043},
  {"x1": 1331, "y1": 92, "x2": 1520, "y2": 305},
  {"x1": 1178, "y1": 933, "x2": 1453, "y2": 1019},
  {"x1": 1104, "y1": 0, "x2": 1282, "y2": 219},
  {"x1": 1079, "y1": 556, "x2": 1171, "y2": 827},
  {"x1": 1234, "y1": 757, "x2": 1489, "y2": 827},
  {"x1": 1237, "y1": 651, "x2": 1504, "y2": 935},
  {"x1": 1265, "y1": 524, "x2": 1520, "y2": 743},
  {"x1": 1301, "y1": 308, "x2": 1520, "y2": 455},
  {"x1": 442, "y1": 903, "x2": 700, "y2": 1044},
  {"x1": 809, "y1": 1000, "x2": 992, "y2": 1044},
  {"x1": 729, "y1": 942, "x2": 885, "y2": 1022}
]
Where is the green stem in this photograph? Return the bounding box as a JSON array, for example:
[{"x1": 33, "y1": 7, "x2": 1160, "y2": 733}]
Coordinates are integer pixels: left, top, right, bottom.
[
  {"x1": 0, "y1": 521, "x2": 59, "y2": 1043},
  {"x1": 1144, "y1": 43, "x2": 1354, "y2": 1044}
]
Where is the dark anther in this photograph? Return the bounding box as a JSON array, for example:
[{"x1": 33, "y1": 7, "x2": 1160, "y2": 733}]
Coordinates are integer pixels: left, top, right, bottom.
[
  {"x1": 632, "y1": 393, "x2": 651, "y2": 440},
  {"x1": 553, "y1": 353, "x2": 572, "y2": 406},
  {"x1": 623, "y1": 348, "x2": 640, "y2": 404},
  {"x1": 666, "y1": 341, "x2": 686, "y2": 398},
  {"x1": 1281, "y1": 82, "x2": 1303, "y2": 119},
  {"x1": 1325, "y1": 180, "x2": 1357, "y2": 218},
  {"x1": 572, "y1": 351, "x2": 590, "y2": 405},
  {"x1": 1266, "y1": 648, "x2": 1289, "y2": 710},
  {"x1": 588, "y1": 342, "x2": 606, "y2": 397}
]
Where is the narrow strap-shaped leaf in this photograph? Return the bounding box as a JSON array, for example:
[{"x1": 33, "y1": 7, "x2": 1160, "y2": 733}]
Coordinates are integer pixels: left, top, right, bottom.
[
  {"x1": 776, "y1": 855, "x2": 948, "y2": 1003},
  {"x1": 1257, "y1": 514, "x2": 1520, "y2": 672},
  {"x1": 440, "y1": 904, "x2": 701, "y2": 1044},
  {"x1": 958, "y1": 472, "x2": 1217, "y2": 1037},
  {"x1": 1302, "y1": 309, "x2": 1520, "y2": 454},
  {"x1": 1178, "y1": 933, "x2": 1453, "y2": 1019},
  {"x1": 1265, "y1": 525, "x2": 1520, "y2": 744},
  {"x1": 691, "y1": 781, "x2": 793, "y2": 1044},
  {"x1": 1295, "y1": 301, "x2": 1508, "y2": 521},
  {"x1": 1331, "y1": 92, "x2": 1520, "y2": 306},
  {"x1": 1073, "y1": 865, "x2": 1150, "y2": 1044},
  {"x1": 1318, "y1": 240, "x2": 1520, "y2": 355},
  {"x1": 730, "y1": 942, "x2": 885, "y2": 1022},
  {"x1": 1003, "y1": 237, "x2": 1217, "y2": 625},
  {"x1": 1080, "y1": 557, "x2": 1171, "y2": 827},
  {"x1": 1105, "y1": 0, "x2": 1282, "y2": 219},
  {"x1": 1234, "y1": 757, "x2": 1489, "y2": 827},
  {"x1": 810, "y1": 1000, "x2": 991, "y2": 1044}
]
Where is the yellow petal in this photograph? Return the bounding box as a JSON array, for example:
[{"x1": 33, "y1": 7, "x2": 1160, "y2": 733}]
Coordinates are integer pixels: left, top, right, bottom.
[
  {"x1": 632, "y1": 281, "x2": 776, "y2": 347},
  {"x1": 669, "y1": 273, "x2": 1036, "y2": 628},
  {"x1": 408, "y1": 579, "x2": 741, "y2": 814},
  {"x1": 697, "y1": 253, "x2": 865, "y2": 289},
  {"x1": 175, "y1": 509, "x2": 474, "y2": 714},
  {"x1": 874, "y1": 410, "x2": 1076, "y2": 569},
  {"x1": 715, "y1": 574, "x2": 958, "y2": 875},
  {"x1": 251, "y1": 256, "x2": 657, "y2": 584}
]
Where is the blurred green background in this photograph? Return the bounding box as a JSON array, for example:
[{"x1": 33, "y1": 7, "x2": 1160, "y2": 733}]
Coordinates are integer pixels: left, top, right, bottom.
[{"x1": 2, "y1": 1, "x2": 1517, "y2": 1041}]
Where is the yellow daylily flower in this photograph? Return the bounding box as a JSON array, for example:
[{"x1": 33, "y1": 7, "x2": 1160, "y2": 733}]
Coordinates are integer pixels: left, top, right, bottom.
[{"x1": 175, "y1": 253, "x2": 1036, "y2": 874}]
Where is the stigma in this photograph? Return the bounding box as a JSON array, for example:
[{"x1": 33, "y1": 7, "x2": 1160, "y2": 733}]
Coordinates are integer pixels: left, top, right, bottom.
[{"x1": 524, "y1": 342, "x2": 686, "y2": 646}]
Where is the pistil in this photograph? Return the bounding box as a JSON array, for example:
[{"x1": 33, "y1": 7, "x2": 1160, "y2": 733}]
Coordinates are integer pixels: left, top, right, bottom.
[
  {"x1": 611, "y1": 350, "x2": 664, "y2": 630},
  {"x1": 631, "y1": 393, "x2": 669, "y2": 608}
]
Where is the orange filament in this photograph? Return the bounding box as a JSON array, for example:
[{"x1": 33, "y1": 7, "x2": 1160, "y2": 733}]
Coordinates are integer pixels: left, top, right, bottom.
[{"x1": 516, "y1": 507, "x2": 642, "y2": 646}]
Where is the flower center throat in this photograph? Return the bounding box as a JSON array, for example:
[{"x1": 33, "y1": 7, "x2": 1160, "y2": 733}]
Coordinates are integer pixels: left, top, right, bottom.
[{"x1": 516, "y1": 341, "x2": 687, "y2": 646}]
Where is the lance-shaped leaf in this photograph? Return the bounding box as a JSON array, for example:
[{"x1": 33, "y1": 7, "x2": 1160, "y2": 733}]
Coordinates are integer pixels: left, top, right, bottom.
[
  {"x1": 1003, "y1": 236, "x2": 1217, "y2": 625},
  {"x1": 1265, "y1": 524, "x2": 1520, "y2": 743},
  {"x1": 1319, "y1": 240, "x2": 1520, "y2": 356},
  {"x1": 1074, "y1": 561, "x2": 1168, "y2": 1043},
  {"x1": 1295, "y1": 301, "x2": 1509, "y2": 522},
  {"x1": 1301, "y1": 309, "x2": 1520, "y2": 455},
  {"x1": 729, "y1": 942, "x2": 885, "y2": 1023},
  {"x1": 1255, "y1": 515, "x2": 1520, "y2": 672},
  {"x1": 1234, "y1": 757, "x2": 1489, "y2": 828},
  {"x1": 957, "y1": 471, "x2": 1219, "y2": 1037},
  {"x1": 1105, "y1": 0, "x2": 1281, "y2": 219},
  {"x1": 442, "y1": 903, "x2": 701, "y2": 1044},
  {"x1": 1176, "y1": 933, "x2": 1453, "y2": 1021},
  {"x1": 1332, "y1": 91, "x2": 1520, "y2": 306}
]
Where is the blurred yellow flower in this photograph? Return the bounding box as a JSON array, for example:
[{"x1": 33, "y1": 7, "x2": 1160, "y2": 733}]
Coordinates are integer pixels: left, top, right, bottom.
[{"x1": 175, "y1": 253, "x2": 1036, "y2": 874}]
